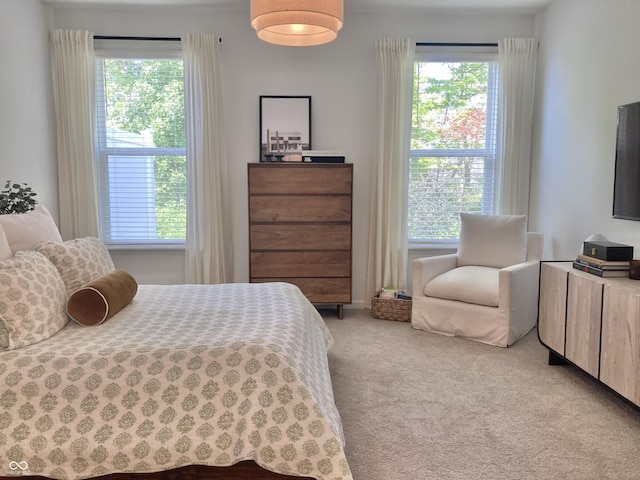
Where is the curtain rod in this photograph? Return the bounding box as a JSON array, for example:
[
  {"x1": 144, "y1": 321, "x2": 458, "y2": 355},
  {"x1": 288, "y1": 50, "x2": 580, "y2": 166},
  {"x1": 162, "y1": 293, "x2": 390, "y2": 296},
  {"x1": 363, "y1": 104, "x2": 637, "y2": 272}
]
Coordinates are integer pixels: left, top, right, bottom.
[
  {"x1": 93, "y1": 35, "x2": 222, "y2": 43},
  {"x1": 416, "y1": 42, "x2": 497, "y2": 47}
]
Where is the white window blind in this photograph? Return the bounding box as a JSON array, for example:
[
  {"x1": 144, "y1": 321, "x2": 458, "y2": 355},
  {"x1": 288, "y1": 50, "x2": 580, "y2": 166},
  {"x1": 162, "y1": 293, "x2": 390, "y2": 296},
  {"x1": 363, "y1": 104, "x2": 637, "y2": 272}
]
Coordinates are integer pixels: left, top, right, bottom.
[
  {"x1": 95, "y1": 42, "x2": 186, "y2": 245},
  {"x1": 409, "y1": 49, "x2": 499, "y2": 243}
]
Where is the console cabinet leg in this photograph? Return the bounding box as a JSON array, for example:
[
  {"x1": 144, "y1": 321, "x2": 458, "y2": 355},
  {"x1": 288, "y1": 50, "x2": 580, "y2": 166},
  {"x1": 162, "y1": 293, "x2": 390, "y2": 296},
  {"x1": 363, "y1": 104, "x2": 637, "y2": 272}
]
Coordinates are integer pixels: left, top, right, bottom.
[{"x1": 548, "y1": 350, "x2": 567, "y2": 365}]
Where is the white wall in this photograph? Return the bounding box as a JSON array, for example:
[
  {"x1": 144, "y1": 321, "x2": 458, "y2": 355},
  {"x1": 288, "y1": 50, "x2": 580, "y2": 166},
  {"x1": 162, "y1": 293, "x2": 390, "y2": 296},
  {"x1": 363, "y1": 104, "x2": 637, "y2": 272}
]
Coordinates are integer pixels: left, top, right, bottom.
[
  {"x1": 41, "y1": 4, "x2": 535, "y2": 301},
  {"x1": 0, "y1": 0, "x2": 57, "y2": 217},
  {"x1": 531, "y1": 0, "x2": 640, "y2": 260},
  {"x1": 10, "y1": 0, "x2": 640, "y2": 302}
]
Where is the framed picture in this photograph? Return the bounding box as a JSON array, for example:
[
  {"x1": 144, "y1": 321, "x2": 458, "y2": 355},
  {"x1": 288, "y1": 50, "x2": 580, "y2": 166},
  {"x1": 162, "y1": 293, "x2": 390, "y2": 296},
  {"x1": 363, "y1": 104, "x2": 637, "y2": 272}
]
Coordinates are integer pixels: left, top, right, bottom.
[{"x1": 259, "y1": 95, "x2": 311, "y2": 162}]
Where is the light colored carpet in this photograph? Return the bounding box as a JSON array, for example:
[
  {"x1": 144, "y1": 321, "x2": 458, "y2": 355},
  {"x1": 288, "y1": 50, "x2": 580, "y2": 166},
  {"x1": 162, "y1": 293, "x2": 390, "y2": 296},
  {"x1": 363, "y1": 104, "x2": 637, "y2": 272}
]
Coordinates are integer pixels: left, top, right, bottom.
[{"x1": 321, "y1": 309, "x2": 640, "y2": 480}]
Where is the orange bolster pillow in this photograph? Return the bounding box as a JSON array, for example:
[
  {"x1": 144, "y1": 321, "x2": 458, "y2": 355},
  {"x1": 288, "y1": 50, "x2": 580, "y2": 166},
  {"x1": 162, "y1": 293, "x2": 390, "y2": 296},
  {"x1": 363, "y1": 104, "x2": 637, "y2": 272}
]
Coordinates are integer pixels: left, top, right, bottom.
[{"x1": 66, "y1": 270, "x2": 138, "y2": 326}]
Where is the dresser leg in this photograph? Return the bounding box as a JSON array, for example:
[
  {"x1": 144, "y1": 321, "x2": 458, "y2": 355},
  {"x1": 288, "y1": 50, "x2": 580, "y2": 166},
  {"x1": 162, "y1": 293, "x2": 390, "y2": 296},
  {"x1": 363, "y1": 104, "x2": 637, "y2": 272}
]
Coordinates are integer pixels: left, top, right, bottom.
[{"x1": 337, "y1": 304, "x2": 344, "y2": 319}]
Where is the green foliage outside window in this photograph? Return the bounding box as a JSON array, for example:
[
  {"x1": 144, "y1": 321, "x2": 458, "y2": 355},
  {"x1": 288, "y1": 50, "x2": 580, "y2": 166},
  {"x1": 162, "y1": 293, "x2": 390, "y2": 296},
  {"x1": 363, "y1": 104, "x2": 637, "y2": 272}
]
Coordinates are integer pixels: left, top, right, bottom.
[
  {"x1": 409, "y1": 61, "x2": 495, "y2": 241},
  {"x1": 103, "y1": 59, "x2": 186, "y2": 240},
  {"x1": 412, "y1": 62, "x2": 489, "y2": 150}
]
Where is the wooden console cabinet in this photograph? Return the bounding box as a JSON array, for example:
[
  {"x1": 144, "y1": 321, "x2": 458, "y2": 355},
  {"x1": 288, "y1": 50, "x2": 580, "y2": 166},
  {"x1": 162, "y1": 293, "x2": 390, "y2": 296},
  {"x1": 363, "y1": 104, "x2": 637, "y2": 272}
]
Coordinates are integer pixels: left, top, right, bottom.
[
  {"x1": 248, "y1": 163, "x2": 352, "y2": 318},
  {"x1": 538, "y1": 261, "x2": 640, "y2": 407}
]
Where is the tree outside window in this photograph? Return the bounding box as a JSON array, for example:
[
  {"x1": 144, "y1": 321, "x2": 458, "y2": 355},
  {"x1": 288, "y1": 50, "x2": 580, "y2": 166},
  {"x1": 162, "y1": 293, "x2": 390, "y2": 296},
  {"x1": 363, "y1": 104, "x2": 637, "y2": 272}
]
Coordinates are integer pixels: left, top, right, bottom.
[
  {"x1": 409, "y1": 59, "x2": 498, "y2": 243},
  {"x1": 96, "y1": 58, "x2": 186, "y2": 243}
]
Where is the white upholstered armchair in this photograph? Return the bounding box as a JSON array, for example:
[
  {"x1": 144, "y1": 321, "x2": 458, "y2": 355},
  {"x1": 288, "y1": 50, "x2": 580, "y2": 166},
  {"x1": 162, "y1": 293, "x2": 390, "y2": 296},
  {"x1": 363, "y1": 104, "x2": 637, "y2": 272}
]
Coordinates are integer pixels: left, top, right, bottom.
[{"x1": 411, "y1": 213, "x2": 543, "y2": 347}]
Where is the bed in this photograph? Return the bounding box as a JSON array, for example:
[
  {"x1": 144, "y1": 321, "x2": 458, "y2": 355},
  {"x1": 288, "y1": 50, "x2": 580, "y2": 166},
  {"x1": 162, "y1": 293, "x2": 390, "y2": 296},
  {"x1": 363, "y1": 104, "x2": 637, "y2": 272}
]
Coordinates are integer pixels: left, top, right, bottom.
[{"x1": 0, "y1": 208, "x2": 352, "y2": 480}]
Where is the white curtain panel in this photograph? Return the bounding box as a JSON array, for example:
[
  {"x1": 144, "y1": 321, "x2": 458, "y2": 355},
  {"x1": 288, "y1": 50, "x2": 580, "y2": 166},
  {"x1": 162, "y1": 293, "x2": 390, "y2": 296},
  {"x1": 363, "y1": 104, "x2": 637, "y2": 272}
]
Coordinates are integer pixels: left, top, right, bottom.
[
  {"x1": 366, "y1": 38, "x2": 415, "y2": 301},
  {"x1": 183, "y1": 34, "x2": 232, "y2": 284},
  {"x1": 497, "y1": 38, "x2": 538, "y2": 216},
  {"x1": 50, "y1": 29, "x2": 99, "y2": 239}
]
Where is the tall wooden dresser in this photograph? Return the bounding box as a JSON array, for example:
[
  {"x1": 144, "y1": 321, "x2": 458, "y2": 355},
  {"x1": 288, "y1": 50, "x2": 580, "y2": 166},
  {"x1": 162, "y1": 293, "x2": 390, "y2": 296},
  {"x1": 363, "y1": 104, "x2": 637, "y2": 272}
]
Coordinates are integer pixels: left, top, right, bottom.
[{"x1": 248, "y1": 163, "x2": 352, "y2": 318}]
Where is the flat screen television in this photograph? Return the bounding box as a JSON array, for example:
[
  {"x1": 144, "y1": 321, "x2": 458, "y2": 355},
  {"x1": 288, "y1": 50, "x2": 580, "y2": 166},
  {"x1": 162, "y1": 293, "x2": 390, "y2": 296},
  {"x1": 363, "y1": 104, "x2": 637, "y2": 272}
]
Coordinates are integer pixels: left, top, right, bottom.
[{"x1": 613, "y1": 101, "x2": 640, "y2": 221}]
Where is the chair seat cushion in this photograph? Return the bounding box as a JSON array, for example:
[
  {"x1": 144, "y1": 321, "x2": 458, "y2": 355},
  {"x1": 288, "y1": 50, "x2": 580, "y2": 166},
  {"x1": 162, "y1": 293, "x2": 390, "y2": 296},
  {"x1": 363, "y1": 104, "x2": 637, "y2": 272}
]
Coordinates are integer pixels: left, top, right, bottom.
[{"x1": 424, "y1": 265, "x2": 500, "y2": 307}]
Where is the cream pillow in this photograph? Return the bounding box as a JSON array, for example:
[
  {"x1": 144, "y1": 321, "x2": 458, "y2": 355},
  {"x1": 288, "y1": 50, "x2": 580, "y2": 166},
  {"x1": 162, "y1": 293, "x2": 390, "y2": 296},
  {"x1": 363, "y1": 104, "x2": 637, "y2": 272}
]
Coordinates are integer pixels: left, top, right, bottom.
[
  {"x1": 0, "y1": 225, "x2": 11, "y2": 260},
  {"x1": 457, "y1": 213, "x2": 527, "y2": 268},
  {"x1": 424, "y1": 266, "x2": 500, "y2": 307},
  {"x1": 0, "y1": 250, "x2": 68, "y2": 350},
  {"x1": 35, "y1": 237, "x2": 116, "y2": 296},
  {"x1": 0, "y1": 205, "x2": 63, "y2": 254}
]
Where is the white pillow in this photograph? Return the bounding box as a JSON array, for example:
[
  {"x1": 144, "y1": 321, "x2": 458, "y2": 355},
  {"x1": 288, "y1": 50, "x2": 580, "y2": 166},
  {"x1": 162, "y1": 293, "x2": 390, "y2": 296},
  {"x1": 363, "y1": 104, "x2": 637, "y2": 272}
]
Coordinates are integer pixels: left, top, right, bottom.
[
  {"x1": 457, "y1": 213, "x2": 527, "y2": 268},
  {"x1": 34, "y1": 237, "x2": 115, "y2": 296},
  {"x1": 0, "y1": 250, "x2": 68, "y2": 350},
  {"x1": 0, "y1": 205, "x2": 63, "y2": 254},
  {"x1": 0, "y1": 225, "x2": 11, "y2": 260}
]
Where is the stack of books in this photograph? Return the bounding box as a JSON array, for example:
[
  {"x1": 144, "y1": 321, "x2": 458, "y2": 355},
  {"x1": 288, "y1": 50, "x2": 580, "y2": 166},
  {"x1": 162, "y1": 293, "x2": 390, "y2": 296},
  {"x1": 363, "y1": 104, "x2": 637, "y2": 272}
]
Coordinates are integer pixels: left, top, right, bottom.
[
  {"x1": 573, "y1": 254, "x2": 630, "y2": 277},
  {"x1": 573, "y1": 240, "x2": 634, "y2": 277}
]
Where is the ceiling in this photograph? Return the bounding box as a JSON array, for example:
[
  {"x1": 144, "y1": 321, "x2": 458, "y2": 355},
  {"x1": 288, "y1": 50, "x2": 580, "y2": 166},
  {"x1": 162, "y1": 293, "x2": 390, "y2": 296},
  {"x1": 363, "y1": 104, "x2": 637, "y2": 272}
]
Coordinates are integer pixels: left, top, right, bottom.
[{"x1": 42, "y1": 0, "x2": 555, "y2": 14}]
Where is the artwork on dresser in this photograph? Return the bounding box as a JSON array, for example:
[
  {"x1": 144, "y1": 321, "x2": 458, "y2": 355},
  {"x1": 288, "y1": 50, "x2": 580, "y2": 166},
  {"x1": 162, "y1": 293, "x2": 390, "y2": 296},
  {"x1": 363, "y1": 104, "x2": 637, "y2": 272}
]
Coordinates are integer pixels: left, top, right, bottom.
[{"x1": 259, "y1": 96, "x2": 311, "y2": 162}]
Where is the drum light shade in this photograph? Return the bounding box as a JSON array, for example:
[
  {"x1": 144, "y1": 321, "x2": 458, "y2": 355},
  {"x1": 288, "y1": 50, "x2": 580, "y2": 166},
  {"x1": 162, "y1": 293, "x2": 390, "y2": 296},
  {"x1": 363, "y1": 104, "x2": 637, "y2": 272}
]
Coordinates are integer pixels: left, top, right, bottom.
[{"x1": 251, "y1": 0, "x2": 343, "y2": 47}]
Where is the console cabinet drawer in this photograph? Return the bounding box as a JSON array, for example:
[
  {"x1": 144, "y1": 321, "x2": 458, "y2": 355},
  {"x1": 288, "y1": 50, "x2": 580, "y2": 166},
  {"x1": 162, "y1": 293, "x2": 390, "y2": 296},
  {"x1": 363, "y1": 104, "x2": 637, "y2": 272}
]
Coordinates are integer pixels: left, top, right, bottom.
[
  {"x1": 566, "y1": 272, "x2": 604, "y2": 377},
  {"x1": 600, "y1": 285, "x2": 640, "y2": 406},
  {"x1": 538, "y1": 262, "x2": 568, "y2": 355}
]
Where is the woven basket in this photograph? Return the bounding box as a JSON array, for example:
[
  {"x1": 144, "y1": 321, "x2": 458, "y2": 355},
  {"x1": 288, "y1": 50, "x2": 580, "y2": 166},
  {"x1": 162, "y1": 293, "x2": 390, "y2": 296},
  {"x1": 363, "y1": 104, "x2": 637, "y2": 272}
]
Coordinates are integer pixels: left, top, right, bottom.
[{"x1": 371, "y1": 291, "x2": 412, "y2": 322}]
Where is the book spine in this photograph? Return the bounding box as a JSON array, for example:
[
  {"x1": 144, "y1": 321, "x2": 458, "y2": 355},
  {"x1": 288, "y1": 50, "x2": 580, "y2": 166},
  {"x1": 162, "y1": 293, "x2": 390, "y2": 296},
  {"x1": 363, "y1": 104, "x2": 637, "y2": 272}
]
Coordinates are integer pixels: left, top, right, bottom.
[
  {"x1": 573, "y1": 261, "x2": 604, "y2": 277},
  {"x1": 576, "y1": 253, "x2": 605, "y2": 265}
]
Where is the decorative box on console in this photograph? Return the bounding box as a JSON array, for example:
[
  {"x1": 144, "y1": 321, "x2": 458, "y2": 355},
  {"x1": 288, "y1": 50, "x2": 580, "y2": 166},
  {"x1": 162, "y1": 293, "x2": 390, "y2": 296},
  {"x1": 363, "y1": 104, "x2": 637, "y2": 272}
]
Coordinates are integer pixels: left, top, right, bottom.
[{"x1": 583, "y1": 240, "x2": 634, "y2": 261}]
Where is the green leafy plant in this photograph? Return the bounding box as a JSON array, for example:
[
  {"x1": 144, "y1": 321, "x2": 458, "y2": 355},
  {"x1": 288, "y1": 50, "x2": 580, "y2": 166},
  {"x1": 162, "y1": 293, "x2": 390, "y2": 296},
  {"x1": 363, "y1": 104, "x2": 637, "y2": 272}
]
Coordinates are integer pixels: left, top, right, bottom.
[{"x1": 0, "y1": 181, "x2": 38, "y2": 214}]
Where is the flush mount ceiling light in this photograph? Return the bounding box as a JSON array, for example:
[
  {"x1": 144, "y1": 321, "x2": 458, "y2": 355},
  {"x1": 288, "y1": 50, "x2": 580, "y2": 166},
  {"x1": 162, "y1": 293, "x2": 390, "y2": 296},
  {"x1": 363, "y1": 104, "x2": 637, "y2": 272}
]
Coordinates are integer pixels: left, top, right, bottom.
[{"x1": 250, "y1": 0, "x2": 343, "y2": 47}]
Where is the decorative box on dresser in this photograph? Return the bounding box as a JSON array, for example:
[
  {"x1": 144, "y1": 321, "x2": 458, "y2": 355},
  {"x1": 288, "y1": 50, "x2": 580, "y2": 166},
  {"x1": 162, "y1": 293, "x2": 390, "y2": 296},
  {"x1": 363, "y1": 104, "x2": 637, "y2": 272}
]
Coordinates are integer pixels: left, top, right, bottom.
[
  {"x1": 248, "y1": 163, "x2": 352, "y2": 318},
  {"x1": 538, "y1": 261, "x2": 640, "y2": 408}
]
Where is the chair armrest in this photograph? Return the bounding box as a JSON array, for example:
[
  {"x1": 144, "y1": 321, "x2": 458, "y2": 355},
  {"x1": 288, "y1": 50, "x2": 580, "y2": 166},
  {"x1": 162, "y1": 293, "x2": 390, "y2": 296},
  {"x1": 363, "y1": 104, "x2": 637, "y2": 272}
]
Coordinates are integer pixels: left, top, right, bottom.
[
  {"x1": 412, "y1": 254, "x2": 458, "y2": 298},
  {"x1": 498, "y1": 260, "x2": 541, "y2": 308}
]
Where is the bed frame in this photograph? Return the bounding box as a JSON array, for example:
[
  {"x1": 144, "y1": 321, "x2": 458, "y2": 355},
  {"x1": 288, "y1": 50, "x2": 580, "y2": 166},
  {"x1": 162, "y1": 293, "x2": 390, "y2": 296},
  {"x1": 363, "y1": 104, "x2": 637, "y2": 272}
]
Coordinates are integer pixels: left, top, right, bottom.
[{"x1": 2, "y1": 461, "x2": 313, "y2": 480}]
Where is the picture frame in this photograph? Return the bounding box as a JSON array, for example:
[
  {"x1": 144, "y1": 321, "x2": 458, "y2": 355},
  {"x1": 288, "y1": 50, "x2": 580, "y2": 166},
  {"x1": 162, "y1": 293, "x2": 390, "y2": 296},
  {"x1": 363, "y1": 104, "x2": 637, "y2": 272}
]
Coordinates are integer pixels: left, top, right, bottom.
[{"x1": 259, "y1": 95, "x2": 311, "y2": 162}]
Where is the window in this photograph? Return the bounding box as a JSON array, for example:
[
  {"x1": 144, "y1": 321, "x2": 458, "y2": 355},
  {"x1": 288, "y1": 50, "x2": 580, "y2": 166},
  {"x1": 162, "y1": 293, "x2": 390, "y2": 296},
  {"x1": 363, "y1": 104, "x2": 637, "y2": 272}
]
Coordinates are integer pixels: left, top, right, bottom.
[
  {"x1": 95, "y1": 45, "x2": 186, "y2": 245},
  {"x1": 409, "y1": 49, "x2": 499, "y2": 244}
]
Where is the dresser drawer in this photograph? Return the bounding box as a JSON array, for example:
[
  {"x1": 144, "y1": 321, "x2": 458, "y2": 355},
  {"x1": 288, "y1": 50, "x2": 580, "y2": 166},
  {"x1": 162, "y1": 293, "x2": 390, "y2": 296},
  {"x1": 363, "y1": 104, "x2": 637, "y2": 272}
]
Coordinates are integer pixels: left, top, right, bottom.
[
  {"x1": 248, "y1": 164, "x2": 352, "y2": 195},
  {"x1": 251, "y1": 251, "x2": 351, "y2": 278},
  {"x1": 249, "y1": 195, "x2": 351, "y2": 223},
  {"x1": 253, "y1": 278, "x2": 351, "y2": 303},
  {"x1": 250, "y1": 224, "x2": 351, "y2": 250}
]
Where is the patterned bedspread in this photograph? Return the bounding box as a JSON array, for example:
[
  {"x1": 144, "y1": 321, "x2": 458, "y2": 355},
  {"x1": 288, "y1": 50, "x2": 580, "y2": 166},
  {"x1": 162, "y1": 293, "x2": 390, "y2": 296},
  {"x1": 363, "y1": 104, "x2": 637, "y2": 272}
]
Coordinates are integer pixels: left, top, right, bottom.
[{"x1": 0, "y1": 282, "x2": 352, "y2": 480}]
